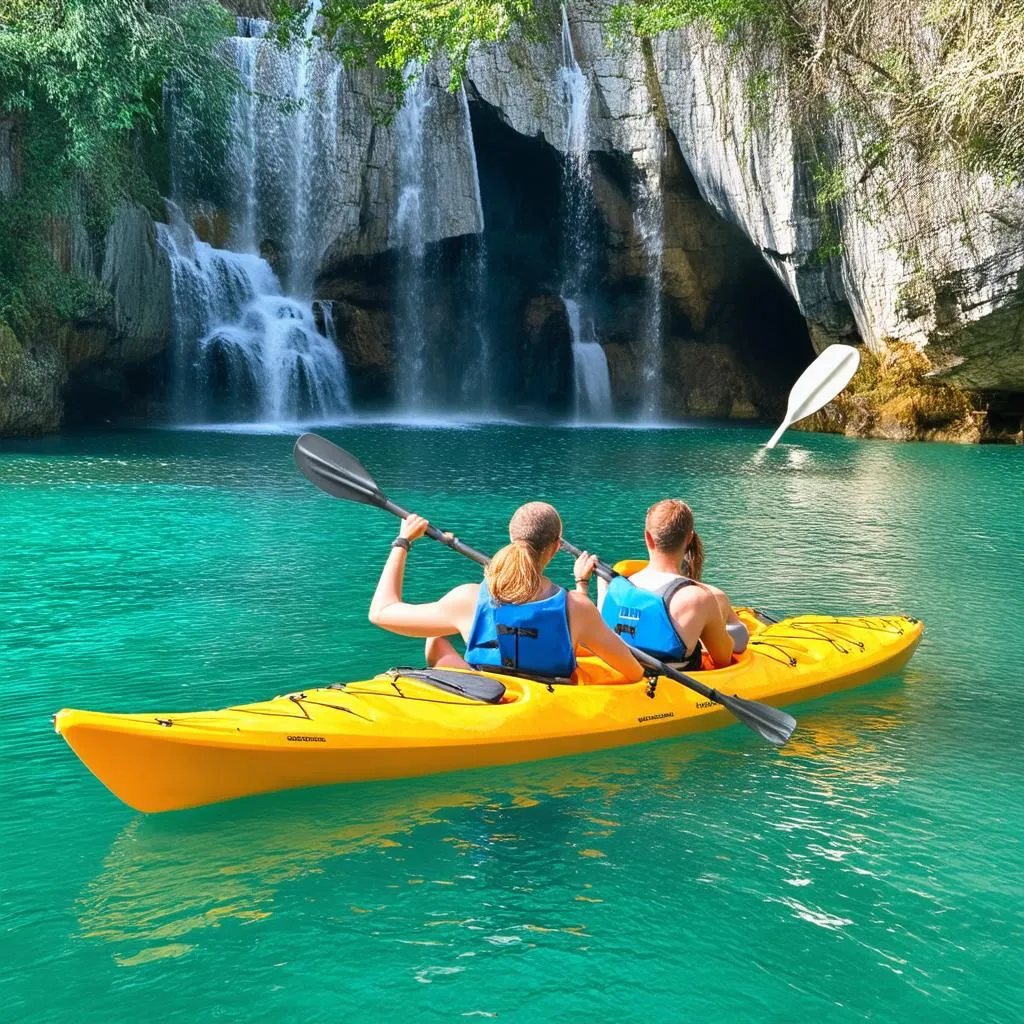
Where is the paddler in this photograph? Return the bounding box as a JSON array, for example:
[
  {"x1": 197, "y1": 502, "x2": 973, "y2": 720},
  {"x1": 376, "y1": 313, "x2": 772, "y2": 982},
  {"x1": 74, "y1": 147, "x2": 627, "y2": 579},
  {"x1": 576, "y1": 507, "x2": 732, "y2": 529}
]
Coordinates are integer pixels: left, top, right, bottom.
[
  {"x1": 369, "y1": 501, "x2": 643, "y2": 683},
  {"x1": 596, "y1": 499, "x2": 745, "y2": 670}
]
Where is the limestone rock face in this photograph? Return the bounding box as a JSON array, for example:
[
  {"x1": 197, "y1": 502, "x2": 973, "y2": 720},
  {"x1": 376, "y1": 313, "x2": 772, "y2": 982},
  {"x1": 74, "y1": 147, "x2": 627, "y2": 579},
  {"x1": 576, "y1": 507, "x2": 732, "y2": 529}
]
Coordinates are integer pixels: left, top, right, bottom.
[
  {"x1": 521, "y1": 295, "x2": 574, "y2": 411},
  {"x1": 0, "y1": 201, "x2": 174, "y2": 434},
  {"x1": 464, "y1": 1, "x2": 1024, "y2": 402},
  {"x1": 101, "y1": 204, "x2": 173, "y2": 362},
  {"x1": 648, "y1": 21, "x2": 1024, "y2": 392}
]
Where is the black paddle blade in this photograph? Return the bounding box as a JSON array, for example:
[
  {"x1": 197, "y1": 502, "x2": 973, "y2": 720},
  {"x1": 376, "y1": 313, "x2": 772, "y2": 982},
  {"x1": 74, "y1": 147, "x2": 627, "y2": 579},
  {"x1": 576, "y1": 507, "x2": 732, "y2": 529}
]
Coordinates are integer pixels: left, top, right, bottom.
[
  {"x1": 719, "y1": 693, "x2": 796, "y2": 746},
  {"x1": 293, "y1": 433, "x2": 386, "y2": 508}
]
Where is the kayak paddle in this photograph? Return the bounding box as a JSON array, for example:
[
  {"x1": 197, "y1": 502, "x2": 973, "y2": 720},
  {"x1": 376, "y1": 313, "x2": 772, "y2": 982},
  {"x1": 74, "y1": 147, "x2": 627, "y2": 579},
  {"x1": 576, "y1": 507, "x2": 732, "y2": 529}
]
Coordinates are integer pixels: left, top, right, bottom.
[
  {"x1": 293, "y1": 432, "x2": 491, "y2": 567},
  {"x1": 293, "y1": 432, "x2": 796, "y2": 747},
  {"x1": 559, "y1": 539, "x2": 795, "y2": 746},
  {"x1": 766, "y1": 344, "x2": 861, "y2": 449}
]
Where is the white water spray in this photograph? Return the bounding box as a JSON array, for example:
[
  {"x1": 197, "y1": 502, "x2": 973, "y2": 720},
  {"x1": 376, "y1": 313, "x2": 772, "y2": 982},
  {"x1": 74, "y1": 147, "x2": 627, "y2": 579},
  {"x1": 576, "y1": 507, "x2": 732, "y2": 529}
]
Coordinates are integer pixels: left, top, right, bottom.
[
  {"x1": 393, "y1": 69, "x2": 432, "y2": 409},
  {"x1": 159, "y1": 204, "x2": 350, "y2": 424},
  {"x1": 164, "y1": 9, "x2": 351, "y2": 424},
  {"x1": 557, "y1": 6, "x2": 612, "y2": 421},
  {"x1": 458, "y1": 83, "x2": 493, "y2": 409},
  {"x1": 634, "y1": 140, "x2": 665, "y2": 421},
  {"x1": 563, "y1": 297, "x2": 612, "y2": 419}
]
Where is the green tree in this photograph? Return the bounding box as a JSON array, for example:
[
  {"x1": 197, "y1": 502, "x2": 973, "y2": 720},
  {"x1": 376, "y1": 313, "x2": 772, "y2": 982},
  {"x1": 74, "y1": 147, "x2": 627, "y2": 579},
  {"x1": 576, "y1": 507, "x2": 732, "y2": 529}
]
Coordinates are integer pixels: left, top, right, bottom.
[
  {"x1": 0, "y1": 0, "x2": 234, "y2": 329},
  {"x1": 274, "y1": 0, "x2": 542, "y2": 93}
]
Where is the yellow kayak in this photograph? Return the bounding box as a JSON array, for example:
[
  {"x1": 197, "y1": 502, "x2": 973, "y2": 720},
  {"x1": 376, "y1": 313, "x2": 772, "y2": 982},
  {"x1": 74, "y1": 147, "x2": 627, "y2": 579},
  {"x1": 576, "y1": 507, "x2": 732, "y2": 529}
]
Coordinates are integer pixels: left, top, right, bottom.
[{"x1": 54, "y1": 611, "x2": 922, "y2": 813}]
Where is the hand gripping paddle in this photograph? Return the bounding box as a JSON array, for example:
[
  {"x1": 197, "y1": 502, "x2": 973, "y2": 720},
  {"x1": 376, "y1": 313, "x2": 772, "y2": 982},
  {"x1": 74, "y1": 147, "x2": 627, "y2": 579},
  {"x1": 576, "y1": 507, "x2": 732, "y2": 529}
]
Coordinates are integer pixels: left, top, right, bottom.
[{"x1": 294, "y1": 433, "x2": 796, "y2": 746}]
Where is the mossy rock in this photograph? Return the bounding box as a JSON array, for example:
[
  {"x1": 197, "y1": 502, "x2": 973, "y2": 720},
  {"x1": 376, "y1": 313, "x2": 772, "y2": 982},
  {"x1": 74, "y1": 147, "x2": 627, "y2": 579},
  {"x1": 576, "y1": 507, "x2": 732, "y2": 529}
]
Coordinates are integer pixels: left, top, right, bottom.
[
  {"x1": 0, "y1": 320, "x2": 25, "y2": 385},
  {"x1": 802, "y1": 340, "x2": 981, "y2": 443},
  {"x1": 0, "y1": 320, "x2": 65, "y2": 435}
]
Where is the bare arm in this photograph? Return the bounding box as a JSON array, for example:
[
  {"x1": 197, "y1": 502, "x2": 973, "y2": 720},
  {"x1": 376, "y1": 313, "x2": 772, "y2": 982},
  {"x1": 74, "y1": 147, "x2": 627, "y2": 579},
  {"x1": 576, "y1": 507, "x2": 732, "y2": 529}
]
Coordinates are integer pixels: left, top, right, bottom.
[
  {"x1": 567, "y1": 592, "x2": 644, "y2": 682},
  {"x1": 705, "y1": 582, "x2": 740, "y2": 625},
  {"x1": 667, "y1": 586, "x2": 733, "y2": 668},
  {"x1": 696, "y1": 587, "x2": 733, "y2": 667},
  {"x1": 368, "y1": 514, "x2": 478, "y2": 638}
]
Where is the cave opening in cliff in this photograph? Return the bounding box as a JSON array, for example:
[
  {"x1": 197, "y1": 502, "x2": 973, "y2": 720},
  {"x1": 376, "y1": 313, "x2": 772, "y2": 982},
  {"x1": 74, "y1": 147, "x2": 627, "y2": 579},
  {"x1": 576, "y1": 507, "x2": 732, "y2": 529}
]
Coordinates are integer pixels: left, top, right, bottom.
[
  {"x1": 467, "y1": 93, "x2": 576, "y2": 417},
  {"x1": 654, "y1": 131, "x2": 817, "y2": 418}
]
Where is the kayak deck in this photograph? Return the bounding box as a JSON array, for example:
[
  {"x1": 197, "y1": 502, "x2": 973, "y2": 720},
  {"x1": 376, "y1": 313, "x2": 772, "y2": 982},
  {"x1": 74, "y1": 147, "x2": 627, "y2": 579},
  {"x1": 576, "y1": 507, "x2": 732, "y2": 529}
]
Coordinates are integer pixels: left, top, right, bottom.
[{"x1": 54, "y1": 614, "x2": 923, "y2": 813}]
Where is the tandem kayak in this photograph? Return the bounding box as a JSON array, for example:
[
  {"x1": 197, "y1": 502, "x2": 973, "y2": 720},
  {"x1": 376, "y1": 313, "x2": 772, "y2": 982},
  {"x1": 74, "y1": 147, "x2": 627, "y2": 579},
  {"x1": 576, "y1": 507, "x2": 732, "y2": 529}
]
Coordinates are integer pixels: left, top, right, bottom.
[{"x1": 54, "y1": 612, "x2": 922, "y2": 813}]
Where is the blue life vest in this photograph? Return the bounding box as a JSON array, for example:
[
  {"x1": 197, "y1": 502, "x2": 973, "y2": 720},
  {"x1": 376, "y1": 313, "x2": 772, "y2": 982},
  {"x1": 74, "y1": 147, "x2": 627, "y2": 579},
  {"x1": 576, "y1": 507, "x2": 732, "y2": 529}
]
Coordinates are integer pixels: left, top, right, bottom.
[
  {"x1": 601, "y1": 574, "x2": 700, "y2": 667},
  {"x1": 465, "y1": 581, "x2": 576, "y2": 680}
]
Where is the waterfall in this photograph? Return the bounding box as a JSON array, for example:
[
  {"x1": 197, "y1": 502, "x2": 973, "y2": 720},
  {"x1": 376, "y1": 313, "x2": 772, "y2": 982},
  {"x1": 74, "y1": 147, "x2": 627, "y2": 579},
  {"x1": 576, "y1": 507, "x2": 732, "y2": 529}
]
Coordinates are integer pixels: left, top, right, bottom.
[
  {"x1": 557, "y1": 6, "x2": 612, "y2": 421},
  {"x1": 392, "y1": 71, "x2": 492, "y2": 413},
  {"x1": 159, "y1": 204, "x2": 350, "y2": 424},
  {"x1": 563, "y1": 298, "x2": 612, "y2": 419},
  {"x1": 393, "y1": 69, "x2": 431, "y2": 410},
  {"x1": 163, "y1": 6, "x2": 351, "y2": 425},
  {"x1": 634, "y1": 149, "x2": 665, "y2": 421},
  {"x1": 224, "y1": 18, "x2": 266, "y2": 253},
  {"x1": 458, "y1": 83, "x2": 493, "y2": 410}
]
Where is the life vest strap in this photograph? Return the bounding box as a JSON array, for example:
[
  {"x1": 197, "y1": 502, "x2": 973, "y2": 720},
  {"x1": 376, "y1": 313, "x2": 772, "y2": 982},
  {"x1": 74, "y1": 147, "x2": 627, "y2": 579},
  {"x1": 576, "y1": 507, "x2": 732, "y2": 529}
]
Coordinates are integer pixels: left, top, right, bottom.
[{"x1": 497, "y1": 624, "x2": 539, "y2": 640}]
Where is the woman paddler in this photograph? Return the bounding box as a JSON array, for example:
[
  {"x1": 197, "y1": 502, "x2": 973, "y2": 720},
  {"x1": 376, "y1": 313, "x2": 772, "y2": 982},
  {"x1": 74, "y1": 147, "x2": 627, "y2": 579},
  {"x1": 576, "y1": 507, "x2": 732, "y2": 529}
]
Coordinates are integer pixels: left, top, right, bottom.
[{"x1": 369, "y1": 501, "x2": 643, "y2": 683}]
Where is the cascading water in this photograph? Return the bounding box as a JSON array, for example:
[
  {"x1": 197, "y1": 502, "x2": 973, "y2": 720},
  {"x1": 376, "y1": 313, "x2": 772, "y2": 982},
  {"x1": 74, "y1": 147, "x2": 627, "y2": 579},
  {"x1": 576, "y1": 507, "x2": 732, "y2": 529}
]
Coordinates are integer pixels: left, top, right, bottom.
[
  {"x1": 634, "y1": 139, "x2": 665, "y2": 422},
  {"x1": 457, "y1": 84, "x2": 493, "y2": 410},
  {"x1": 162, "y1": 7, "x2": 351, "y2": 424},
  {"x1": 393, "y1": 69, "x2": 431, "y2": 410},
  {"x1": 557, "y1": 6, "x2": 613, "y2": 421},
  {"x1": 563, "y1": 298, "x2": 612, "y2": 419},
  {"x1": 392, "y1": 71, "x2": 493, "y2": 413},
  {"x1": 160, "y1": 204, "x2": 349, "y2": 424}
]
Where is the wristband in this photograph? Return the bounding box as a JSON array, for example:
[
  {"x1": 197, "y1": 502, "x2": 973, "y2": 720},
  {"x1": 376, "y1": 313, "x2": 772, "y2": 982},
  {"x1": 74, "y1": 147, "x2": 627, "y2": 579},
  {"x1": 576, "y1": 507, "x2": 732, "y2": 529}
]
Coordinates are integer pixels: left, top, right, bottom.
[
  {"x1": 575, "y1": 576, "x2": 590, "y2": 585},
  {"x1": 392, "y1": 537, "x2": 411, "y2": 552}
]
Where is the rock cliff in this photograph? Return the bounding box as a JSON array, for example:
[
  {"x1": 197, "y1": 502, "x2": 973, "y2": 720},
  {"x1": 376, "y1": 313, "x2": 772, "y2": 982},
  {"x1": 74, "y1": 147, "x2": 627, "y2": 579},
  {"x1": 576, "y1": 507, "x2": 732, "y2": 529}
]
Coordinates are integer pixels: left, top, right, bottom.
[
  {"x1": 464, "y1": 0, "x2": 1024, "y2": 436},
  {"x1": 4, "y1": 0, "x2": 1023, "y2": 437}
]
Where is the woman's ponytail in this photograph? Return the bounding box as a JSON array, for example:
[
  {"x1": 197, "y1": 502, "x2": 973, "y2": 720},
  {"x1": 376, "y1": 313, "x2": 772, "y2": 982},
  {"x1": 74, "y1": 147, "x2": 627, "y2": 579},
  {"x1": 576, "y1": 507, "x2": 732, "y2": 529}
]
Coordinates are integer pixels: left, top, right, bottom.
[
  {"x1": 485, "y1": 501, "x2": 562, "y2": 605},
  {"x1": 485, "y1": 539, "x2": 542, "y2": 605},
  {"x1": 683, "y1": 530, "x2": 704, "y2": 581}
]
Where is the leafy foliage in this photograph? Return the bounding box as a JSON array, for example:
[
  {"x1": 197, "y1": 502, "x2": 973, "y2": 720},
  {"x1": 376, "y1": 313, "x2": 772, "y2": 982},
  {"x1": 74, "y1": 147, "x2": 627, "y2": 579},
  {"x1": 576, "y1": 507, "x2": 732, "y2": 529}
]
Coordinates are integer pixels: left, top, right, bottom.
[
  {"x1": 0, "y1": 0, "x2": 233, "y2": 331},
  {"x1": 609, "y1": 0, "x2": 783, "y2": 42},
  {"x1": 273, "y1": 0, "x2": 542, "y2": 95}
]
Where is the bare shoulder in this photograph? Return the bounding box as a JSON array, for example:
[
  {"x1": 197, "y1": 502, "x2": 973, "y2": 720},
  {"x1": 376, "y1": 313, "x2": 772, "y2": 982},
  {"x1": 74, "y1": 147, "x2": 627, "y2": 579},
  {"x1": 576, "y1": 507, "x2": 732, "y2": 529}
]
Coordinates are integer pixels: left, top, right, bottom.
[
  {"x1": 442, "y1": 582, "x2": 481, "y2": 610},
  {"x1": 566, "y1": 589, "x2": 600, "y2": 620},
  {"x1": 669, "y1": 582, "x2": 717, "y2": 615}
]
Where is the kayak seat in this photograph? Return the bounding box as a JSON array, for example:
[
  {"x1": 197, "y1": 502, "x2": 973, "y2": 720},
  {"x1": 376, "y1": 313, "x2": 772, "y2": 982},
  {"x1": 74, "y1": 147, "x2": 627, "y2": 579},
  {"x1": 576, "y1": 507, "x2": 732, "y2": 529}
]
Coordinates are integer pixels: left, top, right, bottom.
[{"x1": 392, "y1": 669, "x2": 507, "y2": 704}]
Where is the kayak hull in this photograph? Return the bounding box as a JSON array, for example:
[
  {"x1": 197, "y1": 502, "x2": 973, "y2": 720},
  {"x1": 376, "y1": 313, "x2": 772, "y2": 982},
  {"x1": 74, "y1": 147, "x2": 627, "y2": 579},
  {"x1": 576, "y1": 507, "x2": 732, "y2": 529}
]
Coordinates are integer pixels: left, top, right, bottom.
[{"x1": 55, "y1": 614, "x2": 922, "y2": 813}]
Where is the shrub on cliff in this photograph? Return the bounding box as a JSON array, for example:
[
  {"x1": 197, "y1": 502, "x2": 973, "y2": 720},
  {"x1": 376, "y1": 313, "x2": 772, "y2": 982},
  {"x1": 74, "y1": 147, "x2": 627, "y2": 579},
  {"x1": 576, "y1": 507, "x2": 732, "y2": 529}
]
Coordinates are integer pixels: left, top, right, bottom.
[
  {"x1": 609, "y1": 0, "x2": 1024, "y2": 180},
  {"x1": 0, "y1": 0, "x2": 233, "y2": 334}
]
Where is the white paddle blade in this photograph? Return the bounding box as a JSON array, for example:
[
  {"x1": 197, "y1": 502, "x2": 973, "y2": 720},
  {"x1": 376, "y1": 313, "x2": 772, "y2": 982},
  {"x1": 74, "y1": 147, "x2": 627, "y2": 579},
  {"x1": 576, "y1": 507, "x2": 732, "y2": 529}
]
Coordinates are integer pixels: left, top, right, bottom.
[{"x1": 765, "y1": 344, "x2": 861, "y2": 449}]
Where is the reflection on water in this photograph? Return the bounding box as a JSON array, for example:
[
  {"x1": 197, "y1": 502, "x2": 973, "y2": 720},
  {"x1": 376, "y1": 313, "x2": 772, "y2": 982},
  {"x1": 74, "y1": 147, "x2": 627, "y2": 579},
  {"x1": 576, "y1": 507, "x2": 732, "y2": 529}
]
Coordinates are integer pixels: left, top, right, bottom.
[
  {"x1": 77, "y1": 692, "x2": 919, "y2": 968},
  {"x1": 76, "y1": 749, "x2": 681, "y2": 961}
]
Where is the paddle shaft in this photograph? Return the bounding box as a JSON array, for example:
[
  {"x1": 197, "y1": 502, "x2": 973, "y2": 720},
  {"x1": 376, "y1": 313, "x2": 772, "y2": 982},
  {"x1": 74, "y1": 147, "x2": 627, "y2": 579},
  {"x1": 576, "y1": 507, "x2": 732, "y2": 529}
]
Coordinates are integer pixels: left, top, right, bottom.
[
  {"x1": 560, "y1": 539, "x2": 618, "y2": 584},
  {"x1": 382, "y1": 496, "x2": 490, "y2": 568},
  {"x1": 297, "y1": 441, "x2": 490, "y2": 565},
  {"x1": 294, "y1": 433, "x2": 795, "y2": 745}
]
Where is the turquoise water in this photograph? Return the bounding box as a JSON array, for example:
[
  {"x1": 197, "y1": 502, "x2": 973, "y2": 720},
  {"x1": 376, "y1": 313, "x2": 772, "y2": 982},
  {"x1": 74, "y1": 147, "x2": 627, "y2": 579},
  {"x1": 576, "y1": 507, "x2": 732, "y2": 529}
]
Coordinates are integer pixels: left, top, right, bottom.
[{"x1": 1, "y1": 424, "x2": 1021, "y2": 1022}]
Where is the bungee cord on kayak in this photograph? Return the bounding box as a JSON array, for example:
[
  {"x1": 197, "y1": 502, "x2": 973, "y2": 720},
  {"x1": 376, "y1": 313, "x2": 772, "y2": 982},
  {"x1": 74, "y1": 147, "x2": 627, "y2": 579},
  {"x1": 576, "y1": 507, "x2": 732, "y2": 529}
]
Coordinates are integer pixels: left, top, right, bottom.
[{"x1": 48, "y1": 434, "x2": 931, "y2": 813}]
